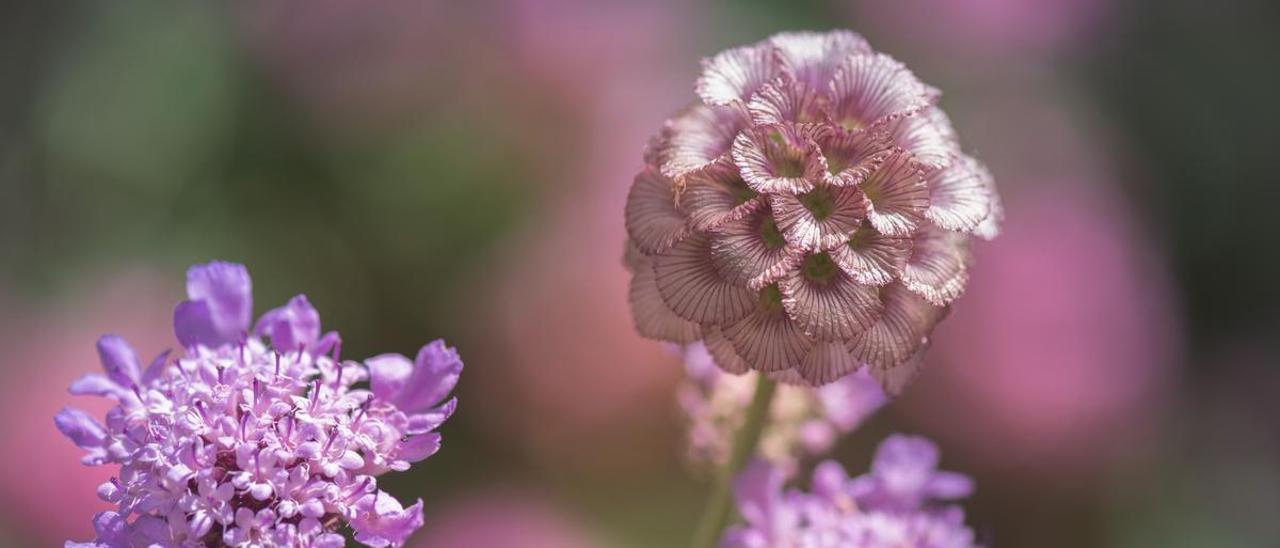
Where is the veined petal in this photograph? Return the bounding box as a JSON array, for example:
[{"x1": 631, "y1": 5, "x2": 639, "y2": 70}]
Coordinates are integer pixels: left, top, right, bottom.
[
  {"x1": 850, "y1": 284, "x2": 944, "y2": 370},
  {"x1": 703, "y1": 324, "x2": 751, "y2": 374},
  {"x1": 748, "y1": 79, "x2": 825, "y2": 126},
  {"x1": 780, "y1": 253, "x2": 883, "y2": 340},
  {"x1": 708, "y1": 209, "x2": 804, "y2": 290},
  {"x1": 723, "y1": 287, "x2": 814, "y2": 372},
  {"x1": 622, "y1": 239, "x2": 649, "y2": 274},
  {"x1": 732, "y1": 123, "x2": 826, "y2": 194},
  {"x1": 696, "y1": 43, "x2": 781, "y2": 106},
  {"x1": 770, "y1": 184, "x2": 867, "y2": 251},
  {"x1": 625, "y1": 168, "x2": 690, "y2": 254},
  {"x1": 829, "y1": 53, "x2": 932, "y2": 130},
  {"x1": 629, "y1": 262, "x2": 703, "y2": 343},
  {"x1": 814, "y1": 125, "x2": 893, "y2": 187},
  {"x1": 831, "y1": 222, "x2": 912, "y2": 286},
  {"x1": 901, "y1": 225, "x2": 972, "y2": 306},
  {"x1": 878, "y1": 107, "x2": 960, "y2": 169},
  {"x1": 860, "y1": 149, "x2": 929, "y2": 236},
  {"x1": 654, "y1": 233, "x2": 757, "y2": 325},
  {"x1": 799, "y1": 340, "x2": 861, "y2": 386},
  {"x1": 974, "y1": 172, "x2": 1004, "y2": 240},
  {"x1": 657, "y1": 103, "x2": 750, "y2": 179},
  {"x1": 679, "y1": 160, "x2": 763, "y2": 231},
  {"x1": 868, "y1": 340, "x2": 930, "y2": 396},
  {"x1": 925, "y1": 155, "x2": 992, "y2": 232},
  {"x1": 771, "y1": 30, "x2": 872, "y2": 91}
]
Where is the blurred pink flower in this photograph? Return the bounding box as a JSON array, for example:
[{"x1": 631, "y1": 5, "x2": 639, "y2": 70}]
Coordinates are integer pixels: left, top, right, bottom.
[
  {"x1": 0, "y1": 268, "x2": 178, "y2": 544},
  {"x1": 412, "y1": 490, "x2": 597, "y2": 548},
  {"x1": 853, "y1": 0, "x2": 1112, "y2": 57}
]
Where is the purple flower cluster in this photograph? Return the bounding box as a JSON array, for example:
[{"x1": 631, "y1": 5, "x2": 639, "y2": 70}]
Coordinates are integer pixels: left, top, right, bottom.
[
  {"x1": 55, "y1": 262, "x2": 461, "y2": 547},
  {"x1": 723, "y1": 435, "x2": 979, "y2": 548},
  {"x1": 678, "y1": 343, "x2": 886, "y2": 468}
]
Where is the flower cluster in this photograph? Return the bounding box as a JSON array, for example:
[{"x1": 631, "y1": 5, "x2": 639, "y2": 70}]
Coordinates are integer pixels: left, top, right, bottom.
[
  {"x1": 625, "y1": 30, "x2": 1001, "y2": 389},
  {"x1": 723, "y1": 435, "x2": 979, "y2": 547},
  {"x1": 678, "y1": 343, "x2": 885, "y2": 468},
  {"x1": 56, "y1": 262, "x2": 461, "y2": 547}
]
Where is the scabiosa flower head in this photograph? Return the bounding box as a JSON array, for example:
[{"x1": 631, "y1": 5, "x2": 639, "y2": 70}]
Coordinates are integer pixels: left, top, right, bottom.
[
  {"x1": 722, "y1": 435, "x2": 979, "y2": 547},
  {"x1": 678, "y1": 343, "x2": 886, "y2": 468},
  {"x1": 55, "y1": 261, "x2": 462, "y2": 547},
  {"x1": 625, "y1": 31, "x2": 1001, "y2": 389}
]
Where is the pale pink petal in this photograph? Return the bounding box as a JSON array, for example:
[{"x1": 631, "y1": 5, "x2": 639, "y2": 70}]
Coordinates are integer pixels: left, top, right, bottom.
[
  {"x1": 748, "y1": 79, "x2": 825, "y2": 126},
  {"x1": 798, "y1": 340, "x2": 861, "y2": 386},
  {"x1": 831, "y1": 223, "x2": 913, "y2": 286},
  {"x1": 770, "y1": 184, "x2": 867, "y2": 251},
  {"x1": 859, "y1": 150, "x2": 929, "y2": 236},
  {"x1": 695, "y1": 43, "x2": 781, "y2": 106},
  {"x1": 625, "y1": 168, "x2": 689, "y2": 254},
  {"x1": 679, "y1": 160, "x2": 764, "y2": 231},
  {"x1": 974, "y1": 173, "x2": 1003, "y2": 240},
  {"x1": 771, "y1": 30, "x2": 872, "y2": 91},
  {"x1": 925, "y1": 155, "x2": 992, "y2": 232},
  {"x1": 723, "y1": 288, "x2": 814, "y2": 372},
  {"x1": 901, "y1": 225, "x2": 972, "y2": 306},
  {"x1": 708, "y1": 209, "x2": 804, "y2": 290},
  {"x1": 654, "y1": 233, "x2": 757, "y2": 325},
  {"x1": 657, "y1": 103, "x2": 750, "y2": 179},
  {"x1": 622, "y1": 239, "x2": 649, "y2": 274},
  {"x1": 814, "y1": 125, "x2": 894, "y2": 187},
  {"x1": 850, "y1": 284, "x2": 944, "y2": 370},
  {"x1": 779, "y1": 253, "x2": 883, "y2": 340},
  {"x1": 829, "y1": 53, "x2": 931, "y2": 130},
  {"x1": 732, "y1": 123, "x2": 826, "y2": 194},
  {"x1": 868, "y1": 340, "x2": 929, "y2": 397},
  {"x1": 878, "y1": 107, "x2": 959, "y2": 169},
  {"x1": 703, "y1": 325, "x2": 751, "y2": 374},
  {"x1": 628, "y1": 257, "x2": 703, "y2": 343}
]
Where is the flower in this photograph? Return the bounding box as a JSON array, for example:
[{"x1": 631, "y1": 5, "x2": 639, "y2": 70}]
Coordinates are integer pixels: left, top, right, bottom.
[
  {"x1": 56, "y1": 261, "x2": 462, "y2": 547},
  {"x1": 624, "y1": 30, "x2": 1001, "y2": 389},
  {"x1": 678, "y1": 343, "x2": 886, "y2": 468},
  {"x1": 722, "y1": 435, "x2": 979, "y2": 547}
]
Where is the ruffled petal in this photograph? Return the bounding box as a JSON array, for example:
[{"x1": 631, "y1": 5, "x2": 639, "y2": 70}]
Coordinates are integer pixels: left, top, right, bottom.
[
  {"x1": 798, "y1": 340, "x2": 862, "y2": 386},
  {"x1": 703, "y1": 324, "x2": 751, "y2": 374},
  {"x1": 628, "y1": 260, "x2": 703, "y2": 343},
  {"x1": 829, "y1": 53, "x2": 931, "y2": 130},
  {"x1": 183, "y1": 261, "x2": 253, "y2": 344},
  {"x1": 924, "y1": 156, "x2": 992, "y2": 232},
  {"x1": 831, "y1": 222, "x2": 913, "y2": 286},
  {"x1": 654, "y1": 232, "x2": 757, "y2": 325},
  {"x1": 974, "y1": 172, "x2": 1004, "y2": 240},
  {"x1": 879, "y1": 107, "x2": 960, "y2": 169},
  {"x1": 253, "y1": 294, "x2": 322, "y2": 353},
  {"x1": 814, "y1": 125, "x2": 894, "y2": 187},
  {"x1": 869, "y1": 341, "x2": 930, "y2": 397},
  {"x1": 708, "y1": 209, "x2": 804, "y2": 290},
  {"x1": 770, "y1": 184, "x2": 867, "y2": 251},
  {"x1": 657, "y1": 103, "x2": 750, "y2": 179},
  {"x1": 780, "y1": 253, "x2": 883, "y2": 340},
  {"x1": 859, "y1": 149, "x2": 929, "y2": 236},
  {"x1": 96, "y1": 335, "x2": 140, "y2": 388},
  {"x1": 771, "y1": 30, "x2": 872, "y2": 91},
  {"x1": 624, "y1": 168, "x2": 690, "y2": 254},
  {"x1": 849, "y1": 284, "x2": 944, "y2": 370},
  {"x1": 723, "y1": 288, "x2": 813, "y2": 372},
  {"x1": 695, "y1": 43, "x2": 781, "y2": 106},
  {"x1": 679, "y1": 159, "x2": 763, "y2": 231},
  {"x1": 901, "y1": 225, "x2": 972, "y2": 306},
  {"x1": 732, "y1": 123, "x2": 826, "y2": 194},
  {"x1": 748, "y1": 79, "x2": 825, "y2": 126}
]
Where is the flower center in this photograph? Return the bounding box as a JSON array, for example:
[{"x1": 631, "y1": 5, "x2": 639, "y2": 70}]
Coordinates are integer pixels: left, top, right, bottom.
[
  {"x1": 765, "y1": 129, "x2": 807, "y2": 177},
  {"x1": 798, "y1": 186, "x2": 836, "y2": 221},
  {"x1": 758, "y1": 284, "x2": 784, "y2": 312},
  {"x1": 759, "y1": 216, "x2": 787, "y2": 249},
  {"x1": 801, "y1": 252, "x2": 839, "y2": 285}
]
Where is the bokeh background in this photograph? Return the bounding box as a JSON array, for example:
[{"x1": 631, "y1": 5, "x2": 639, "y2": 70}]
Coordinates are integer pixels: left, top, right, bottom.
[{"x1": 2, "y1": 0, "x2": 1278, "y2": 546}]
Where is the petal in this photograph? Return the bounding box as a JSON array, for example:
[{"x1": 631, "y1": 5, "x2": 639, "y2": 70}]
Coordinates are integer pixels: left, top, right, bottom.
[
  {"x1": 628, "y1": 260, "x2": 703, "y2": 343},
  {"x1": 849, "y1": 284, "x2": 944, "y2": 371},
  {"x1": 831, "y1": 222, "x2": 913, "y2": 286},
  {"x1": 184, "y1": 261, "x2": 253, "y2": 343},
  {"x1": 924, "y1": 156, "x2": 992, "y2": 232},
  {"x1": 868, "y1": 340, "x2": 929, "y2": 397},
  {"x1": 860, "y1": 149, "x2": 929, "y2": 236},
  {"x1": 397, "y1": 433, "x2": 442, "y2": 462},
  {"x1": 351, "y1": 493, "x2": 424, "y2": 548},
  {"x1": 974, "y1": 171, "x2": 1004, "y2": 240},
  {"x1": 678, "y1": 159, "x2": 763, "y2": 231},
  {"x1": 55, "y1": 407, "x2": 107, "y2": 449},
  {"x1": 829, "y1": 53, "x2": 931, "y2": 130},
  {"x1": 625, "y1": 168, "x2": 690, "y2": 254},
  {"x1": 253, "y1": 294, "x2": 322, "y2": 352},
  {"x1": 708, "y1": 209, "x2": 804, "y2": 290},
  {"x1": 732, "y1": 458, "x2": 786, "y2": 527},
  {"x1": 173, "y1": 299, "x2": 220, "y2": 348},
  {"x1": 695, "y1": 43, "x2": 780, "y2": 106},
  {"x1": 723, "y1": 288, "x2": 813, "y2": 373},
  {"x1": 654, "y1": 232, "x2": 757, "y2": 325},
  {"x1": 747, "y1": 78, "x2": 825, "y2": 126},
  {"x1": 780, "y1": 253, "x2": 883, "y2": 340},
  {"x1": 798, "y1": 340, "x2": 861, "y2": 385},
  {"x1": 702, "y1": 325, "x2": 751, "y2": 374},
  {"x1": 771, "y1": 30, "x2": 872, "y2": 91},
  {"x1": 901, "y1": 226, "x2": 972, "y2": 306},
  {"x1": 366, "y1": 353, "x2": 414, "y2": 403},
  {"x1": 397, "y1": 340, "x2": 463, "y2": 414},
  {"x1": 657, "y1": 103, "x2": 750, "y2": 179},
  {"x1": 732, "y1": 123, "x2": 826, "y2": 194},
  {"x1": 68, "y1": 373, "x2": 123, "y2": 398},
  {"x1": 814, "y1": 125, "x2": 894, "y2": 187},
  {"x1": 878, "y1": 107, "x2": 960, "y2": 169},
  {"x1": 405, "y1": 398, "x2": 457, "y2": 434},
  {"x1": 770, "y1": 184, "x2": 867, "y2": 251},
  {"x1": 96, "y1": 335, "x2": 140, "y2": 387}
]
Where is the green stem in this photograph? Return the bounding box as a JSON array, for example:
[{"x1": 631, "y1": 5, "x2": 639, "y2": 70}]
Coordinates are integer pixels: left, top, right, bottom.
[{"x1": 690, "y1": 375, "x2": 777, "y2": 548}]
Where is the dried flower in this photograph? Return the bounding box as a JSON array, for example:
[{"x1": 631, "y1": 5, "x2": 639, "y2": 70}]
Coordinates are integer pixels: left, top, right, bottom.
[
  {"x1": 678, "y1": 343, "x2": 885, "y2": 468},
  {"x1": 722, "y1": 435, "x2": 979, "y2": 547},
  {"x1": 625, "y1": 30, "x2": 1000, "y2": 389},
  {"x1": 56, "y1": 261, "x2": 461, "y2": 547}
]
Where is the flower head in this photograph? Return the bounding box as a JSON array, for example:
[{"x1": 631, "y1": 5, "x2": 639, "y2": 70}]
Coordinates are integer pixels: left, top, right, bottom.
[
  {"x1": 722, "y1": 435, "x2": 980, "y2": 547},
  {"x1": 625, "y1": 31, "x2": 1001, "y2": 389},
  {"x1": 56, "y1": 261, "x2": 461, "y2": 547}
]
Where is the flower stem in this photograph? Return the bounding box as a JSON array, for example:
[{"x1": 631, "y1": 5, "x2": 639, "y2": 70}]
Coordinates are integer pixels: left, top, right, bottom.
[{"x1": 690, "y1": 375, "x2": 777, "y2": 548}]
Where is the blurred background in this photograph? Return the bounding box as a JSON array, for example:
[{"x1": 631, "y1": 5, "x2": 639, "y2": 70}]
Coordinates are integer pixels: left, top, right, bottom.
[{"x1": 2, "y1": 0, "x2": 1277, "y2": 546}]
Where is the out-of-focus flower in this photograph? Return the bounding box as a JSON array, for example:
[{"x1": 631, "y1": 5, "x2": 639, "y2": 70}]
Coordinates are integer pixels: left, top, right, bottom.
[
  {"x1": 679, "y1": 343, "x2": 886, "y2": 468},
  {"x1": 57, "y1": 262, "x2": 461, "y2": 547},
  {"x1": 722, "y1": 435, "x2": 979, "y2": 547},
  {"x1": 625, "y1": 30, "x2": 1001, "y2": 389},
  {"x1": 412, "y1": 490, "x2": 600, "y2": 548}
]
